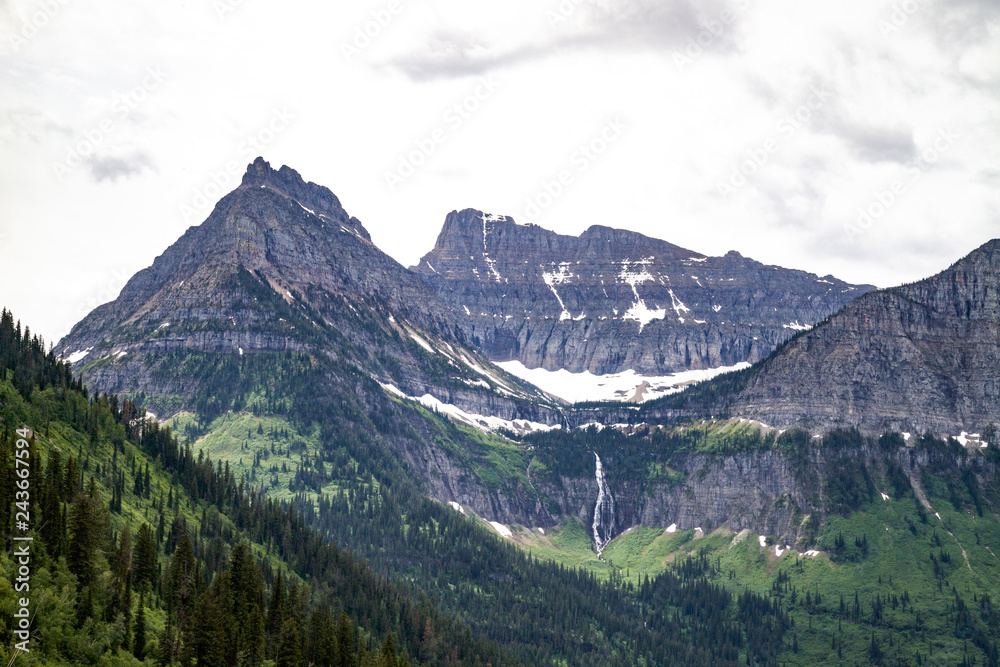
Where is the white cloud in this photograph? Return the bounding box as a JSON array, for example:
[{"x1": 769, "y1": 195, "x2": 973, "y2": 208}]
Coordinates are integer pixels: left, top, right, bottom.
[{"x1": 0, "y1": 0, "x2": 997, "y2": 344}]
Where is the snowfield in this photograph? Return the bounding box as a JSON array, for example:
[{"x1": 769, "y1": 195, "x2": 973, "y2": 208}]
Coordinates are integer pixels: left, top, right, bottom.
[{"x1": 495, "y1": 360, "x2": 751, "y2": 404}]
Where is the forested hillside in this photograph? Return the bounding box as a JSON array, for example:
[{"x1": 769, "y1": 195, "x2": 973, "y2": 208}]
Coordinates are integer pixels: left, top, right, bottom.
[
  {"x1": 0, "y1": 308, "x2": 509, "y2": 666},
  {"x1": 1, "y1": 308, "x2": 795, "y2": 666}
]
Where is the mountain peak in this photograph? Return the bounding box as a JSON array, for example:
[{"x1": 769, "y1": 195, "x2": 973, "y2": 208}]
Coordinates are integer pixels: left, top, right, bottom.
[{"x1": 239, "y1": 157, "x2": 348, "y2": 222}]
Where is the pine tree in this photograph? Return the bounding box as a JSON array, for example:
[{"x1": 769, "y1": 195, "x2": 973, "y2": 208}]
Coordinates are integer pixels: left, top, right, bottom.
[
  {"x1": 184, "y1": 590, "x2": 228, "y2": 667},
  {"x1": 278, "y1": 616, "x2": 303, "y2": 667},
  {"x1": 168, "y1": 531, "x2": 197, "y2": 636},
  {"x1": 134, "y1": 599, "x2": 147, "y2": 661},
  {"x1": 68, "y1": 477, "x2": 106, "y2": 590},
  {"x1": 336, "y1": 613, "x2": 355, "y2": 667},
  {"x1": 133, "y1": 523, "x2": 158, "y2": 592},
  {"x1": 41, "y1": 449, "x2": 64, "y2": 557},
  {"x1": 380, "y1": 634, "x2": 398, "y2": 667},
  {"x1": 228, "y1": 541, "x2": 266, "y2": 665},
  {"x1": 267, "y1": 571, "x2": 286, "y2": 660}
]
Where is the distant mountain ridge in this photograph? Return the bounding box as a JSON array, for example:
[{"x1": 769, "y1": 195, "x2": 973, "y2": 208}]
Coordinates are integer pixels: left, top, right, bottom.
[{"x1": 412, "y1": 208, "x2": 876, "y2": 376}]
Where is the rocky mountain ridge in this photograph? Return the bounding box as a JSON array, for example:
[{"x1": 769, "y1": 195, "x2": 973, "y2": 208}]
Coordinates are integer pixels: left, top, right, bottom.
[
  {"x1": 412, "y1": 209, "x2": 875, "y2": 376},
  {"x1": 647, "y1": 239, "x2": 1000, "y2": 438}
]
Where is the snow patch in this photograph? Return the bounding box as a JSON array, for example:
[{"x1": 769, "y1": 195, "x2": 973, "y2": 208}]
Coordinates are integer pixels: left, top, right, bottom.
[
  {"x1": 955, "y1": 432, "x2": 982, "y2": 447},
  {"x1": 775, "y1": 545, "x2": 787, "y2": 557},
  {"x1": 759, "y1": 536, "x2": 767, "y2": 548},
  {"x1": 902, "y1": 432, "x2": 912, "y2": 442},
  {"x1": 64, "y1": 348, "x2": 94, "y2": 364},
  {"x1": 489, "y1": 521, "x2": 512, "y2": 538},
  {"x1": 448, "y1": 501, "x2": 466, "y2": 515},
  {"x1": 409, "y1": 333, "x2": 436, "y2": 354},
  {"x1": 666, "y1": 523, "x2": 677, "y2": 534},
  {"x1": 621, "y1": 300, "x2": 666, "y2": 331},
  {"x1": 238, "y1": 347, "x2": 244, "y2": 356},
  {"x1": 712, "y1": 305, "x2": 722, "y2": 313},
  {"x1": 783, "y1": 322, "x2": 812, "y2": 332},
  {"x1": 881, "y1": 493, "x2": 890, "y2": 501},
  {"x1": 804, "y1": 550, "x2": 820, "y2": 558},
  {"x1": 576, "y1": 422, "x2": 606, "y2": 432},
  {"x1": 463, "y1": 305, "x2": 471, "y2": 315},
  {"x1": 496, "y1": 360, "x2": 751, "y2": 405},
  {"x1": 618, "y1": 260, "x2": 666, "y2": 331}
]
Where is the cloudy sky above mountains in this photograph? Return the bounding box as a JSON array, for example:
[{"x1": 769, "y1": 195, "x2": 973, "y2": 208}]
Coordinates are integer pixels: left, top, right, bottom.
[{"x1": 1, "y1": 0, "x2": 998, "y2": 342}]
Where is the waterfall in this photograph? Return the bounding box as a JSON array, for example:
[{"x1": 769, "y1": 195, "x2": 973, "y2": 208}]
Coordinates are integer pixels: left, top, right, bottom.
[{"x1": 592, "y1": 453, "x2": 615, "y2": 555}]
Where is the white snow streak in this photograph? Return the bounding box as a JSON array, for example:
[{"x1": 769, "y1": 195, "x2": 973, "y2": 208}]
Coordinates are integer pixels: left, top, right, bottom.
[
  {"x1": 542, "y1": 263, "x2": 574, "y2": 321},
  {"x1": 377, "y1": 383, "x2": 558, "y2": 435},
  {"x1": 409, "y1": 333, "x2": 436, "y2": 354}
]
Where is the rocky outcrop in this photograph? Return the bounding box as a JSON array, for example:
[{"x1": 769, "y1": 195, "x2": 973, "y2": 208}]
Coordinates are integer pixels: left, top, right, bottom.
[
  {"x1": 412, "y1": 209, "x2": 874, "y2": 375},
  {"x1": 717, "y1": 239, "x2": 1000, "y2": 436}
]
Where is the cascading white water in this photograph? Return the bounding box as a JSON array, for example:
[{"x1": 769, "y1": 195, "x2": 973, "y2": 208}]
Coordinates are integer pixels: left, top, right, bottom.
[{"x1": 592, "y1": 453, "x2": 615, "y2": 555}]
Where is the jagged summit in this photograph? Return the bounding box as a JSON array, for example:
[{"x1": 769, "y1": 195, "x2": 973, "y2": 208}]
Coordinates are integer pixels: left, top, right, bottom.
[
  {"x1": 413, "y1": 209, "x2": 875, "y2": 375},
  {"x1": 56, "y1": 162, "x2": 552, "y2": 423}
]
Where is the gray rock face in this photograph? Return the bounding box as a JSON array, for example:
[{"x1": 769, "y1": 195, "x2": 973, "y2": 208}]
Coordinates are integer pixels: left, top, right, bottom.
[
  {"x1": 435, "y1": 432, "x2": 995, "y2": 549},
  {"x1": 721, "y1": 239, "x2": 1000, "y2": 436},
  {"x1": 412, "y1": 209, "x2": 874, "y2": 375},
  {"x1": 56, "y1": 159, "x2": 553, "y2": 420}
]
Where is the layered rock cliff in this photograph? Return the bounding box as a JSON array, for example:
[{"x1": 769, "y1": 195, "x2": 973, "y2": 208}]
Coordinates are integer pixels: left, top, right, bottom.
[
  {"x1": 412, "y1": 209, "x2": 874, "y2": 375},
  {"x1": 656, "y1": 239, "x2": 1000, "y2": 436}
]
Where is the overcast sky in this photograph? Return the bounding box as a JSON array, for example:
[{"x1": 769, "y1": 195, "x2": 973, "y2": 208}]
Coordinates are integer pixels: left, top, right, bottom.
[{"x1": 1, "y1": 0, "x2": 998, "y2": 344}]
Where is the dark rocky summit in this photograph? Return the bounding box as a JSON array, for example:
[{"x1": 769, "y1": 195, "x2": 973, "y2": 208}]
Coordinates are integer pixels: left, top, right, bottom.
[
  {"x1": 56, "y1": 159, "x2": 551, "y2": 420},
  {"x1": 412, "y1": 209, "x2": 875, "y2": 375}
]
